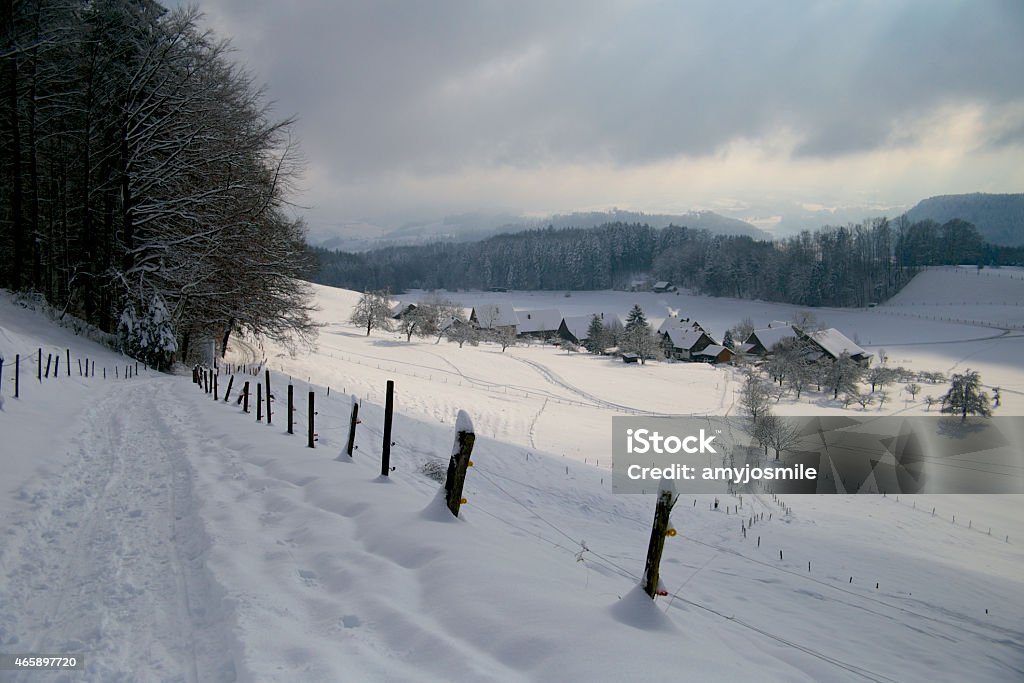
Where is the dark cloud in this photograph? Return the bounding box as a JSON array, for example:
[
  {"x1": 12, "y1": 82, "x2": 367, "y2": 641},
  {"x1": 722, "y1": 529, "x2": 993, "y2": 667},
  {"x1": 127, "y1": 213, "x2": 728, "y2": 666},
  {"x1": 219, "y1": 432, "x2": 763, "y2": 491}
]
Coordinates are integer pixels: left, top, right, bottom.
[{"x1": 170, "y1": 0, "x2": 1024, "y2": 226}]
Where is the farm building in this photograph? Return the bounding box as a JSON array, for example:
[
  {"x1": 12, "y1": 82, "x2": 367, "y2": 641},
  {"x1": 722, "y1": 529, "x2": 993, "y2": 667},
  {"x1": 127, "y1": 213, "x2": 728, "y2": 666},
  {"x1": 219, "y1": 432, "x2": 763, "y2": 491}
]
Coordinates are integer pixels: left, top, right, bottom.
[
  {"x1": 515, "y1": 309, "x2": 563, "y2": 339},
  {"x1": 390, "y1": 302, "x2": 418, "y2": 320},
  {"x1": 743, "y1": 325, "x2": 799, "y2": 356},
  {"x1": 652, "y1": 281, "x2": 675, "y2": 293},
  {"x1": 557, "y1": 312, "x2": 620, "y2": 345},
  {"x1": 805, "y1": 328, "x2": 873, "y2": 365},
  {"x1": 656, "y1": 316, "x2": 707, "y2": 335},
  {"x1": 661, "y1": 326, "x2": 717, "y2": 361},
  {"x1": 693, "y1": 345, "x2": 734, "y2": 364},
  {"x1": 470, "y1": 304, "x2": 520, "y2": 334}
]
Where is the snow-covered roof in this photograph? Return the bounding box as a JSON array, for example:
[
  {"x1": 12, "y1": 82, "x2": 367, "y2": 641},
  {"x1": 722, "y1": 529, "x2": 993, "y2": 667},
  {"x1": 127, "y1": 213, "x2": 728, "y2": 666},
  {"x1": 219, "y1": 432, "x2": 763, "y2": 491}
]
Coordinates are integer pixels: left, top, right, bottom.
[
  {"x1": 809, "y1": 328, "x2": 871, "y2": 360},
  {"x1": 514, "y1": 308, "x2": 563, "y2": 334},
  {"x1": 748, "y1": 325, "x2": 797, "y2": 350},
  {"x1": 696, "y1": 344, "x2": 729, "y2": 357},
  {"x1": 472, "y1": 304, "x2": 520, "y2": 329},
  {"x1": 664, "y1": 327, "x2": 708, "y2": 351},
  {"x1": 656, "y1": 317, "x2": 705, "y2": 335},
  {"x1": 653, "y1": 281, "x2": 671, "y2": 289},
  {"x1": 737, "y1": 342, "x2": 756, "y2": 354},
  {"x1": 560, "y1": 312, "x2": 619, "y2": 341},
  {"x1": 391, "y1": 302, "x2": 417, "y2": 319}
]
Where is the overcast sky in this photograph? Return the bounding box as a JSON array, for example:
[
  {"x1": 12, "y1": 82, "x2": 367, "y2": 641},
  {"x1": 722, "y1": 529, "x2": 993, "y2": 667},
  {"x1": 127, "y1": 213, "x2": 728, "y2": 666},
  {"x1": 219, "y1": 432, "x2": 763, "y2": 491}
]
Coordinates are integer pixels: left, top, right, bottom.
[{"x1": 176, "y1": 0, "x2": 1024, "y2": 237}]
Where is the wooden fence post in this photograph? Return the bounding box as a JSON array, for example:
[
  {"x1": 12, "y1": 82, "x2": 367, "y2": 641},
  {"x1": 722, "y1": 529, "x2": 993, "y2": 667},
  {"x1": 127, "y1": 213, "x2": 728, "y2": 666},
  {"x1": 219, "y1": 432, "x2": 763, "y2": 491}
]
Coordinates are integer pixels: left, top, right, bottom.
[
  {"x1": 345, "y1": 398, "x2": 359, "y2": 457},
  {"x1": 54, "y1": 356, "x2": 59, "y2": 377},
  {"x1": 444, "y1": 411, "x2": 476, "y2": 517},
  {"x1": 643, "y1": 487, "x2": 677, "y2": 599},
  {"x1": 15, "y1": 355, "x2": 19, "y2": 398},
  {"x1": 287, "y1": 384, "x2": 294, "y2": 434},
  {"x1": 213, "y1": 373, "x2": 219, "y2": 401},
  {"x1": 381, "y1": 380, "x2": 395, "y2": 476},
  {"x1": 66, "y1": 348, "x2": 70, "y2": 376},
  {"x1": 91, "y1": 360, "x2": 94, "y2": 377},
  {"x1": 265, "y1": 369, "x2": 272, "y2": 425},
  {"x1": 224, "y1": 375, "x2": 234, "y2": 403},
  {"x1": 0, "y1": 358, "x2": 3, "y2": 395},
  {"x1": 307, "y1": 391, "x2": 315, "y2": 448},
  {"x1": 45, "y1": 353, "x2": 51, "y2": 378},
  {"x1": 78, "y1": 358, "x2": 82, "y2": 376},
  {"x1": 257, "y1": 383, "x2": 262, "y2": 421},
  {"x1": 37, "y1": 348, "x2": 42, "y2": 382},
  {"x1": 242, "y1": 381, "x2": 250, "y2": 413}
]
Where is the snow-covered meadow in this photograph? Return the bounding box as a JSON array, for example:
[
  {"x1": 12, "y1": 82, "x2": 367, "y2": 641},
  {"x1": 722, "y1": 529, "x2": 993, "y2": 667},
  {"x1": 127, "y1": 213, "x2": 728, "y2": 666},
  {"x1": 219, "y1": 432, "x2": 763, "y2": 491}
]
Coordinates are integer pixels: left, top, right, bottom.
[{"x1": 1, "y1": 266, "x2": 1022, "y2": 681}]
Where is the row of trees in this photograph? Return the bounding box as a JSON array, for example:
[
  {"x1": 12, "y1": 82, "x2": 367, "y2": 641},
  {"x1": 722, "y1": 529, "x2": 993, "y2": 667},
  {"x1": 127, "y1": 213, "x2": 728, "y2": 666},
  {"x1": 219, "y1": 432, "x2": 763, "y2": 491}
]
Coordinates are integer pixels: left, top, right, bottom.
[
  {"x1": 1, "y1": 1, "x2": 315, "y2": 368},
  {"x1": 745, "y1": 362, "x2": 991, "y2": 464},
  {"x1": 309, "y1": 217, "x2": 1021, "y2": 308}
]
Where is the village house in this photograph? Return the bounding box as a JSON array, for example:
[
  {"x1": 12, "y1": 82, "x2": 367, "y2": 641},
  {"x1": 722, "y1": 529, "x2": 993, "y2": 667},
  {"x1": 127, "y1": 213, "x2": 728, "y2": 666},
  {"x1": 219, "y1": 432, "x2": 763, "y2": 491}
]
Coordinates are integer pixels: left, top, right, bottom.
[
  {"x1": 660, "y1": 325, "x2": 717, "y2": 361},
  {"x1": 741, "y1": 323, "x2": 872, "y2": 367},
  {"x1": 693, "y1": 344, "x2": 734, "y2": 364},
  {"x1": 470, "y1": 304, "x2": 520, "y2": 335},
  {"x1": 390, "y1": 302, "x2": 418, "y2": 320},
  {"x1": 558, "y1": 312, "x2": 619, "y2": 346},
  {"x1": 803, "y1": 328, "x2": 873, "y2": 365},
  {"x1": 742, "y1": 324, "x2": 799, "y2": 356},
  {"x1": 514, "y1": 309, "x2": 563, "y2": 340}
]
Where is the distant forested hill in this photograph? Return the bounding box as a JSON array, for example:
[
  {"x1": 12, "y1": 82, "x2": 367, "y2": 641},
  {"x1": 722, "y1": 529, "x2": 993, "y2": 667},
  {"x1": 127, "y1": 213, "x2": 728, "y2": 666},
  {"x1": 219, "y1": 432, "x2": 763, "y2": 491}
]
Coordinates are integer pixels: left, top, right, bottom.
[{"x1": 905, "y1": 193, "x2": 1024, "y2": 246}]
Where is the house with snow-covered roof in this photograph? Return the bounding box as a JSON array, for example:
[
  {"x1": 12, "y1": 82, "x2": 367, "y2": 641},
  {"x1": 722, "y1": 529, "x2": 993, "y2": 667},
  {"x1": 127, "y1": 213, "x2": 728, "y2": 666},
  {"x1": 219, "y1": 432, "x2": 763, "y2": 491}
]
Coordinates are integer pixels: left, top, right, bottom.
[
  {"x1": 743, "y1": 325, "x2": 799, "y2": 356},
  {"x1": 661, "y1": 326, "x2": 717, "y2": 361},
  {"x1": 656, "y1": 316, "x2": 706, "y2": 335},
  {"x1": 558, "y1": 312, "x2": 620, "y2": 345},
  {"x1": 804, "y1": 328, "x2": 872, "y2": 365},
  {"x1": 693, "y1": 344, "x2": 734, "y2": 364},
  {"x1": 514, "y1": 309, "x2": 563, "y2": 339},
  {"x1": 470, "y1": 304, "x2": 520, "y2": 334}
]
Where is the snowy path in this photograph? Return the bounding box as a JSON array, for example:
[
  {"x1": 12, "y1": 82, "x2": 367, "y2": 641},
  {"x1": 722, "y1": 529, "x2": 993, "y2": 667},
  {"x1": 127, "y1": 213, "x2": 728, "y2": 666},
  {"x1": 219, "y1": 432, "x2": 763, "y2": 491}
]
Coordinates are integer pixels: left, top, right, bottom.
[{"x1": 1, "y1": 380, "x2": 239, "y2": 682}]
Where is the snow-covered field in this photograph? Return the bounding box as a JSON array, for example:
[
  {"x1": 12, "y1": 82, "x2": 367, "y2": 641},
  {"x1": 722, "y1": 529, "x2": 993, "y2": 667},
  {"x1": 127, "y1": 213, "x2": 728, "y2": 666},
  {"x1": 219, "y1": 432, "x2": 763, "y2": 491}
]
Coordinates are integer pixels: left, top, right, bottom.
[{"x1": 1, "y1": 267, "x2": 1023, "y2": 681}]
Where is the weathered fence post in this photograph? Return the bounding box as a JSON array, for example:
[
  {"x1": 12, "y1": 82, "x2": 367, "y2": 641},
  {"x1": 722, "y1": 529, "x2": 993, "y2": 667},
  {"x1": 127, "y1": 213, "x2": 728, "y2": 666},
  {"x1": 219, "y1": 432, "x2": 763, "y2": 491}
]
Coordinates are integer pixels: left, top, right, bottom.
[
  {"x1": 224, "y1": 375, "x2": 234, "y2": 403},
  {"x1": 265, "y1": 369, "x2": 272, "y2": 425},
  {"x1": 257, "y1": 383, "x2": 263, "y2": 421},
  {"x1": 54, "y1": 356, "x2": 59, "y2": 377},
  {"x1": 0, "y1": 358, "x2": 3, "y2": 395},
  {"x1": 37, "y1": 348, "x2": 42, "y2": 382},
  {"x1": 345, "y1": 398, "x2": 359, "y2": 457},
  {"x1": 78, "y1": 358, "x2": 82, "y2": 376},
  {"x1": 643, "y1": 487, "x2": 677, "y2": 599},
  {"x1": 381, "y1": 380, "x2": 395, "y2": 476},
  {"x1": 242, "y1": 381, "x2": 250, "y2": 413},
  {"x1": 213, "y1": 373, "x2": 219, "y2": 401},
  {"x1": 66, "y1": 348, "x2": 70, "y2": 376},
  {"x1": 444, "y1": 411, "x2": 476, "y2": 517},
  {"x1": 287, "y1": 384, "x2": 294, "y2": 434},
  {"x1": 307, "y1": 391, "x2": 315, "y2": 448},
  {"x1": 45, "y1": 353, "x2": 52, "y2": 378},
  {"x1": 14, "y1": 355, "x2": 19, "y2": 398},
  {"x1": 91, "y1": 360, "x2": 94, "y2": 377}
]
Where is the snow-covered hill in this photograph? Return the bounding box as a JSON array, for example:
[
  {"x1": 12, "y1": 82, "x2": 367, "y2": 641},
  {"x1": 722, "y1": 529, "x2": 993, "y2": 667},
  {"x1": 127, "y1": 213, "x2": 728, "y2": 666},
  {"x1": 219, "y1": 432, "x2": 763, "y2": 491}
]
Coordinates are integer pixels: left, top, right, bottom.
[{"x1": 2, "y1": 278, "x2": 1023, "y2": 681}]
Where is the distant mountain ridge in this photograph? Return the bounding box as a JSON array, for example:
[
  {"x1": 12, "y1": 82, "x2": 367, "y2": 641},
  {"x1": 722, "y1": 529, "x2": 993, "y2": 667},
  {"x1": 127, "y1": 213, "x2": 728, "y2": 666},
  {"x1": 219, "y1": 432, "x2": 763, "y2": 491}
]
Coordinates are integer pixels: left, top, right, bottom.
[
  {"x1": 904, "y1": 193, "x2": 1024, "y2": 246},
  {"x1": 314, "y1": 209, "x2": 768, "y2": 251}
]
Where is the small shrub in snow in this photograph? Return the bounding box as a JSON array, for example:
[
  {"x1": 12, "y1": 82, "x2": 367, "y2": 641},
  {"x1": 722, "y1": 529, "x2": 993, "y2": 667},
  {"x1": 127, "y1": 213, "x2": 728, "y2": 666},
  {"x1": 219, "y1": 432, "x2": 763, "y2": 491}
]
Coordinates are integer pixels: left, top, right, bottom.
[
  {"x1": 119, "y1": 294, "x2": 178, "y2": 371},
  {"x1": 421, "y1": 459, "x2": 446, "y2": 483}
]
